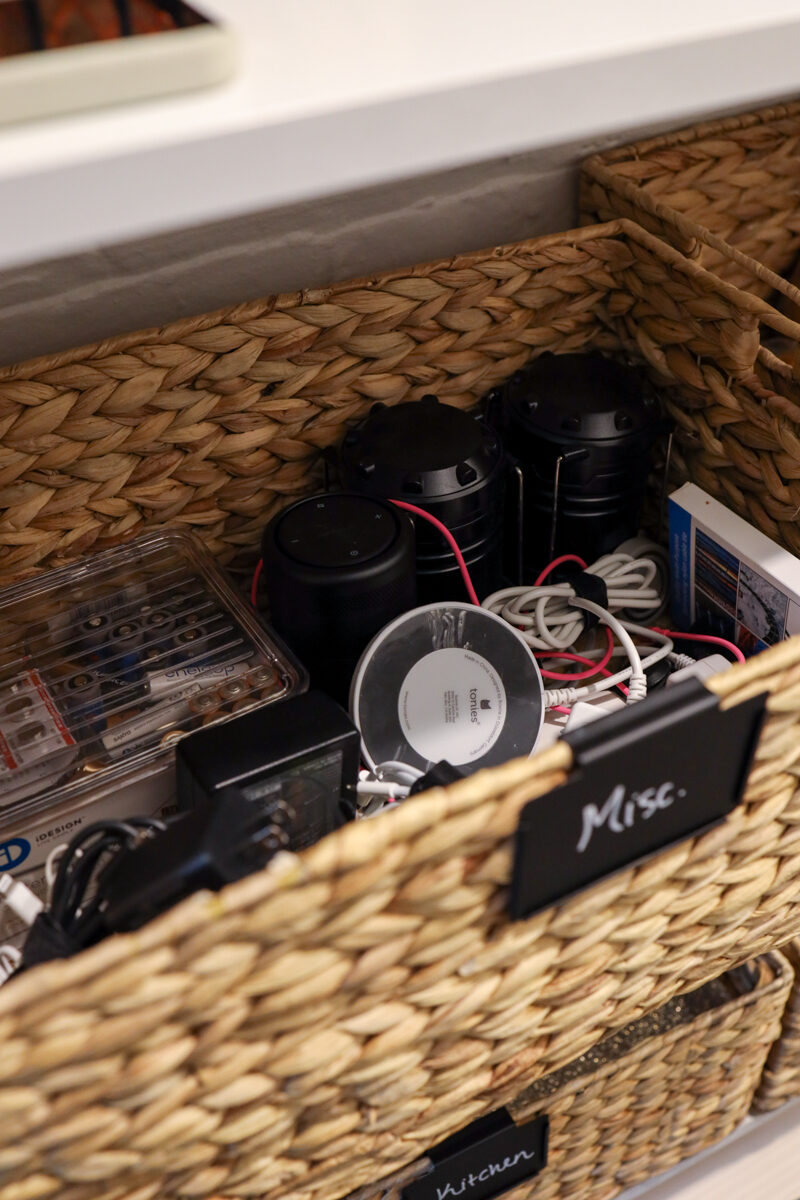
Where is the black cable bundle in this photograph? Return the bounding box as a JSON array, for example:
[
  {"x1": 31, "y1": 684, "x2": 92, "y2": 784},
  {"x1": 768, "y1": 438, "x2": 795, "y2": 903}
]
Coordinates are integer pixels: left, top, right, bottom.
[
  {"x1": 20, "y1": 817, "x2": 166, "y2": 971},
  {"x1": 18, "y1": 794, "x2": 289, "y2": 972}
]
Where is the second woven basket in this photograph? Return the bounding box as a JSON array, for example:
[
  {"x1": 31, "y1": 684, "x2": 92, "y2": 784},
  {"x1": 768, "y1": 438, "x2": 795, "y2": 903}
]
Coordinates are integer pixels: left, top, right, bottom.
[
  {"x1": 359, "y1": 953, "x2": 791, "y2": 1200},
  {"x1": 580, "y1": 100, "x2": 800, "y2": 301}
]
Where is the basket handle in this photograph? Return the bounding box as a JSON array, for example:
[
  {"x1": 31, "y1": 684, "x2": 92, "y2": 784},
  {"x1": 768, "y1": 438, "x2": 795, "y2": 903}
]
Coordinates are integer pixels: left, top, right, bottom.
[{"x1": 583, "y1": 161, "x2": 800, "y2": 351}]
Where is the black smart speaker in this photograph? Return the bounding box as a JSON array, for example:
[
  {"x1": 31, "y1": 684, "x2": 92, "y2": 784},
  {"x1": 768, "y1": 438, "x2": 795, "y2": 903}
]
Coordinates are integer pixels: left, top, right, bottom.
[
  {"x1": 339, "y1": 395, "x2": 505, "y2": 603},
  {"x1": 498, "y1": 353, "x2": 665, "y2": 579},
  {"x1": 261, "y1": 492, "x2": 416, "y2": 704}
]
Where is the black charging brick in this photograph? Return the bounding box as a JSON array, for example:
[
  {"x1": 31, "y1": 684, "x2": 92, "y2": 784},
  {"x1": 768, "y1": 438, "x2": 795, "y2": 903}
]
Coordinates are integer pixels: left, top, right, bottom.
[{"x1": 175, "y1": 690, "x2": 360, "y2": 851}]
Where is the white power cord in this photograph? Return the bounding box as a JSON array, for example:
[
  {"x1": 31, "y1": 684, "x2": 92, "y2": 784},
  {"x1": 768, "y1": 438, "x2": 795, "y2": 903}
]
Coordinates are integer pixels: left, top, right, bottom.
[
  {"x1": 537, "y1": 619, "x2": 676, "y2": 700},
  {"x1": 569, "y1": 597, "x2": 647, "y2": 702},
  {"x1": 483, "y1": 549, "x2": 668, "y2": 654},
  {"x1": 45, "y1": 843, "x2": 68, "y2": 896},
  {"x1": 0, "y1": 944, "x2": 21, "y2": 985},
  {"x1": 356, "y1": 780, "x2": 405, "y2": 799},
  {"x1": 0, "y1": 874, "x2": 43, "y2": 927},
  {"x1": 356, "y1": 760, "x2": 423, "y2": 816},
  {"x1": 542, "y1": 624, "x2": 673, "y2": 707},
  {"x1": 483, "y1": 546, "x2": 673, "y2": 708},
  {"x1": 374, "y1": 761, "x2": 423, "y2": 788}
]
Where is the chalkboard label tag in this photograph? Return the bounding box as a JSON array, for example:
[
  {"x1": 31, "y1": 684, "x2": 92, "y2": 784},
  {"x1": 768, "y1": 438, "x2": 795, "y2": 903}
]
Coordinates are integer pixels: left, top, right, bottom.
[
  {"x1": 510, "y1": 678, "x2": 766, "y2": 920},
  {"x1": 402, "y1": 1110, "x2": 548, "y2": 1200}
]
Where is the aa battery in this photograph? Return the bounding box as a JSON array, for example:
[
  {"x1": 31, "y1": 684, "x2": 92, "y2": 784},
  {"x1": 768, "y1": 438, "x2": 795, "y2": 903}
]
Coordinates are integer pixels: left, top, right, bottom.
[
  {"x1": 65, "y1": 669, "x2": 102, "y2": 707},
  {"x1": 143, "y1": 609, "x2": 175, "y2": 642},
  {"x1": 247, "y1": 663, "x2": 283, "y2": 700},
  {"x1": 188, "y1": 691, "x2": 221, "y2": 718},
  {"x1": 64, "y1": 668, "x2": 105, "y2": 735},
  {"x1": 219, "y1": 676, "x2": 248, "y2": 703},
  {"x1": 111, "y1": 620, "x2": 145, "y2": 683},
  {"x1": 148, "y1": 658, "x2": 250, "y2": 700},
  {"x1": 172, "y1": 623, "x2": 210, "y2": 662},
  {"x1": 141, "y1": 609, "x2": 176, "y2": 667},
  {"x1": 141, "y1": 645, "x2": 163, "y2": 670},
  {"x1": 79, "y1": 612, "x2": 112, "y2": 652}
]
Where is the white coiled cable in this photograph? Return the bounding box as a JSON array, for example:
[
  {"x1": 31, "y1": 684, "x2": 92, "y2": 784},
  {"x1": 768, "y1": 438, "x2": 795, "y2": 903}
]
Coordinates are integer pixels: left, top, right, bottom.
[
  {"x1": 483, "y1": 550, "x2": 667, "y2": 651},
  {"x1": 483, "y1": 548, "x2": 673, "y2": 707}
]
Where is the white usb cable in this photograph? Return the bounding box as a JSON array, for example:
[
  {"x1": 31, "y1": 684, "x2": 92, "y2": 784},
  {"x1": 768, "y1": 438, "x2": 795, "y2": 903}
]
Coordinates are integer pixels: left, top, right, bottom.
[{"x1": 483, "y1": 547, "x2": 673, "y2": 708}]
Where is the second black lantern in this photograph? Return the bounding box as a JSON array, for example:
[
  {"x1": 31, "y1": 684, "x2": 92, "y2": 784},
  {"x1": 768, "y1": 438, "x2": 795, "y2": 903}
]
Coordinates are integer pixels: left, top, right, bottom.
[{"x1": 339, "y1": 395, "x2": 506, "y2": 604}]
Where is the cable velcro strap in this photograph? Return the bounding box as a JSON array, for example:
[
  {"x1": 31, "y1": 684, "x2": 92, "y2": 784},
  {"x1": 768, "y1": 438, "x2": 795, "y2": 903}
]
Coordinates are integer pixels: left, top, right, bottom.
[{"x1": 550, "y1": 563, "x2": 609, "y2": 629}]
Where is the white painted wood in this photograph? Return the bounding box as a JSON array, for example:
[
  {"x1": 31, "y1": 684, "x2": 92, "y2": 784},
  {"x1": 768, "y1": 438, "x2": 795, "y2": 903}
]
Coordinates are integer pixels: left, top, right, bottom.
[{"x1": 1, "y1": 0, "x2": 800, "y2": 269}]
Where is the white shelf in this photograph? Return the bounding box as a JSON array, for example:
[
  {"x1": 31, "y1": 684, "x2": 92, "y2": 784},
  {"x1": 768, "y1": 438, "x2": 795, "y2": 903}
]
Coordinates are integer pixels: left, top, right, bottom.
[
  {"x1": 621, "y1": 1099, "x2": 800, "y2": 1200},
  {"x1": 3, "y1": 0, "x2": 800, "y2": 270}
]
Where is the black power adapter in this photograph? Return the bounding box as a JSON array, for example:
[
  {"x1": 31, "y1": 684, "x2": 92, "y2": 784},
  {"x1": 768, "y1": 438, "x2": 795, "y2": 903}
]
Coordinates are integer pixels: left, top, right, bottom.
[
  {"x1": 97, "y1": 793, "x2": 286, "y2": 936},
  {"x1": 108, "y1": 692, "x2": 360, "y2": 934},
  {"x1": 17, "y1": 692, "x2": 361, "y2": 969},
  {"x1": 175, "y1": 689, "x2": 360, "y2": 848}
]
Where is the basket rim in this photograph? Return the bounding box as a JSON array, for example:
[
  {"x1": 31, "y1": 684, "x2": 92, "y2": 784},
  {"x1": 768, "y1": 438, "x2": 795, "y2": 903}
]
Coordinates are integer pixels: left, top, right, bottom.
[
  {"x1": 586, "y1": 98, "x2": 800, "y2": 167},
  {"x1": 1, "y1": 634, "x2": 799, "y2": 1018},
  {"x1": 0, "y1": 216, "x2": 774, "y2": 386},
  {"x1": 510, "y1": 947, "x2": 790, "y2": 1109}
]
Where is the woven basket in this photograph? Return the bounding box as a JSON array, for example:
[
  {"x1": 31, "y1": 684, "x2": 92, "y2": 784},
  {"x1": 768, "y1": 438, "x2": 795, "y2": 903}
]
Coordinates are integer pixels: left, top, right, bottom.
[
  {"x1": 753, "y1": 939, "x2": 800, "y2": 1112},
  {"x1": 1, "y1": 219, "x2": 800, "y2": 1200},
  {"x1": 580, "y1": 111, "x2": 800, "y2": 556},
  {"x1": 580, "y1": 100, "x2": 800, "y2": 305},
  {"x1": 361, "y1": 953, "x2": 792, "y2": 1200},
  {"x1": 0, "y1": 216, "x2": 787, "y2": 582}
]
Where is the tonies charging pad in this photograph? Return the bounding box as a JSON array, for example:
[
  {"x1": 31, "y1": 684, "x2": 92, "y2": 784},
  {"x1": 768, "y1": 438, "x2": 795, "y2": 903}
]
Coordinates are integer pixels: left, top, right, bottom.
[{"x1": 350, "y1": 602, "x2": 544, "y2": 775}]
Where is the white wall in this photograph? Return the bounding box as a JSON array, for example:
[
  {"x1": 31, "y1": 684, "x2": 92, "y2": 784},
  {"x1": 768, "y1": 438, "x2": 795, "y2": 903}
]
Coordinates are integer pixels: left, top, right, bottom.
[{"x1": 0, "y1": 100, "x2": 758, "y2": 367}]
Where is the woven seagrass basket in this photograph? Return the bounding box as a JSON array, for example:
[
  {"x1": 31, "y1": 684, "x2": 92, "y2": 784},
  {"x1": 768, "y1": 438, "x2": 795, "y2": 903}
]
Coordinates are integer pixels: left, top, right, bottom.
[
  {"x1": 580, "y1": 100, "x2": 800, "y2": 306},
  {"x1": 1, "y1": 219, "x2": 800, "y2": 1200},
  {"x1": 580, "y1": 109, "x2": 800, "y2": 557},
  {"x1": 362, "y1": 952, "x2": 791, "y2": 1200},
  {"x1": 753, "y1": 939, "x2": 800, "y2": 1112},
  {"x1": 0, "y1": 216, "x2": 786, "y2": 581}
]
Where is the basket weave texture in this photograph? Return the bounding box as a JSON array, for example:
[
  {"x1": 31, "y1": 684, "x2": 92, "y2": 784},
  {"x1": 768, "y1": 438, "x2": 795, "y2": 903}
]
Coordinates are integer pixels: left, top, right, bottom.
[
  {"x1": 580, "y1": 113, "x2": 800, "y2": 557},
  {"x1": 0, "y1": 216, "x2": 780, "y2": 582},
  {"x1": 357, "y1": 953, "x2": 791, "y2": 1200},
  {"x1": 0, "y1": 640, "x2": 798, "y2": 1200},
  {"x1": 1, "y1": 220, "x2": 800, "y2": 1199},
  {"x1": 581, "y1": 101, "x2": 800, "y2": 301},
  {"x1": 753, "y1": 939, "x2": 800, "y2": 1112}
]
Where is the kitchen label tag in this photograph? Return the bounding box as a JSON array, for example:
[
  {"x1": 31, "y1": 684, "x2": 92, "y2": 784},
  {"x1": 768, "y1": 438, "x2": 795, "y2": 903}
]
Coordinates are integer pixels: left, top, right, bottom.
[{"x1": 403, "y1": 1110, "x2": 548, "y2": 1200}]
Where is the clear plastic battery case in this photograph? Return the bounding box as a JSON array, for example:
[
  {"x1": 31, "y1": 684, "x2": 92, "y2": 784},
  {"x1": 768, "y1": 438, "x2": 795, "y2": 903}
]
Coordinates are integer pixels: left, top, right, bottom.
[{"x1": 0, "y1": 529, "x2": 306, "y2": 871}]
